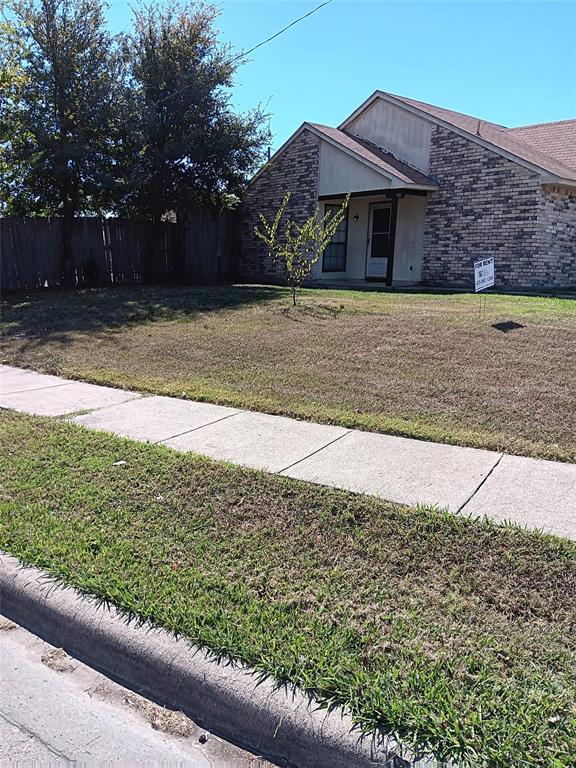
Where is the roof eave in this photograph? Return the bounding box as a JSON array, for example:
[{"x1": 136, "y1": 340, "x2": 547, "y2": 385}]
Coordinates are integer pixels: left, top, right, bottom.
[
  {"x1": 308, "y1": 123, "x2": 429, "y2": 187},
  {"x1": 338, "y1": 91, "x2": 381, "y2": 131},
  {"x1": 540, "y1": 173, "x2": 576, "y2": 189}
]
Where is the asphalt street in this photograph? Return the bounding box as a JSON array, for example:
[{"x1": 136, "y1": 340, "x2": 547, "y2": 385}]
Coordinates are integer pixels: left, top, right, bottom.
[{"x1": 0, "y1": 616, "x2": 274, "y2": 767}]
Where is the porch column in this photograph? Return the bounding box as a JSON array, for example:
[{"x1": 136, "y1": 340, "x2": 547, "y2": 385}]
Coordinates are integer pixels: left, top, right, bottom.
[{"x1": 386, "y1": 192, "x2": 399, "y2": 286}]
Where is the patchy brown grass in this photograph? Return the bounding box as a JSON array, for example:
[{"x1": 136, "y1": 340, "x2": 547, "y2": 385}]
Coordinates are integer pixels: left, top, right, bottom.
[
  {"x1": 1, "y1": 285, "x2": 575, "y2": 460},
  {"x1": 2, "y1": 411, "x2": 576, "y2": 765}
]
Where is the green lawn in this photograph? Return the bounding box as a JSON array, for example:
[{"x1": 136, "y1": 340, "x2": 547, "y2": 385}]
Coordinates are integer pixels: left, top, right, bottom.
[
  {"x1": 1, "y1": 411, "x2": 575, "y2": 767},
  {"x1": 1, "y1": 285, "x2": 576, "y2": 461}
]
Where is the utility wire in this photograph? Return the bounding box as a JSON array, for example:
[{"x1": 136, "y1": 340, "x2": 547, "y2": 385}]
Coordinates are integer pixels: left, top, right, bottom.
[
  {"x1": 155, "y1": 0, "x2": 336, "y2": 105},
  {"x1": 230, "y1": 0, "x2": 335, "y2": 63}
]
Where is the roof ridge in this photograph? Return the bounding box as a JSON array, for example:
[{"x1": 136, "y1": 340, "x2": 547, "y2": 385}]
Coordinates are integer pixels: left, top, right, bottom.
[{"x1": 508, "y1": 118, "x2": 576, "y2": 131}]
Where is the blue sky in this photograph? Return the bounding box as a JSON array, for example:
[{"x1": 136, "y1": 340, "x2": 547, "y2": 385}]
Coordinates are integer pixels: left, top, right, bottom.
[{"x1": 107, "y1": 0, "x2": 576, "y2": 151}]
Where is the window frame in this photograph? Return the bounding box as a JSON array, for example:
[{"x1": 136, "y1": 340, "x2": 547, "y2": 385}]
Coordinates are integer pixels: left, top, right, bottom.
[{"x1": 322, "y1": 202, "x2": 349, "y2": 273}]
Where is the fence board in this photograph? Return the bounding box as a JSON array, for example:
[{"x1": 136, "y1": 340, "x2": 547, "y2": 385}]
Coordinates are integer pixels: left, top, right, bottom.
[{"x1": 1, "y1": 210, "x2": 237, "y2": 291}]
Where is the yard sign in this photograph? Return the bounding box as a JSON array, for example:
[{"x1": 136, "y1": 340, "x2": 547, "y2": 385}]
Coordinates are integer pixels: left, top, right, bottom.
[{"x1": 474, "y1": 257, "x2": 495, "y2": 292}]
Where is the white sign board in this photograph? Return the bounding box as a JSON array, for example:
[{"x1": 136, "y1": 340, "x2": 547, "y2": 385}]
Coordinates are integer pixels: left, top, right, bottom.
[{"x1": 474, "y1": 257, "x2": 495, "y2": 292}]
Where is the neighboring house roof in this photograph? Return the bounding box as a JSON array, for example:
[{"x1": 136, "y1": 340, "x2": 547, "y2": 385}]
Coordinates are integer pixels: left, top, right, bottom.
[
  {"x1": 506, "y1": 120, "x2": 576, "y2": 172},
  {"x1": 307, "y1": 122, "x2": 436, "y2": 187},
  {"x1": 340, "y1": 91, "x2": 576, "y2": 184}
]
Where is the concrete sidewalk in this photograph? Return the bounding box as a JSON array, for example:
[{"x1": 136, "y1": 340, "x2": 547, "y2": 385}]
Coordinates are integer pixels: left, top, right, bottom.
[{"x1": 1, "y1": 364, "x2": 575, "y2": 540}]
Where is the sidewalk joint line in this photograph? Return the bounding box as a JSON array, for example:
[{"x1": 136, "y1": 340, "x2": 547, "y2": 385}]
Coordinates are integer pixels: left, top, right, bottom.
[
  {"x1": 276, "y1": 430, "x2": 353, "y2": 475},
  {"x1": 153, "y1": 410, "x2": 244, "y2": 445},
  {"x1": 1, "y1": 382, "x2": 71, "y2": 396},
  {"x1": 456, "y1": 453, "x2": 505, "y2": 515},
  {"x1": 62, "y1": 394, "x2": 146, "y2": 420}
]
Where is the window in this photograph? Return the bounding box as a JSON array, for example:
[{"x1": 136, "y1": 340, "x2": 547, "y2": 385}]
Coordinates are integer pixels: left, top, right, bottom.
[{"x1": 322, "y1": 204, "x2": 348, "y2": 272}]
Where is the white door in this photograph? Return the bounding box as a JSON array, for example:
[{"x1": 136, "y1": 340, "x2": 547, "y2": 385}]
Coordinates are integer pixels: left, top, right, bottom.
[{"x1": 366, "y1": 204, "x2": 392, "y2": 280}]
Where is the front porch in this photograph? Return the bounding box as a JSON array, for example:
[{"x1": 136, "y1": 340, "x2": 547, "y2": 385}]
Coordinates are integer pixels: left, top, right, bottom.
[{"x1": 312, "y1": 189, "x2": 430, "y2": 287}]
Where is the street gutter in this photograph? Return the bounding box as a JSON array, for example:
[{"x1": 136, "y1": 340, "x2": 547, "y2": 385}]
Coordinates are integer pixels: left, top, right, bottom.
[{"x1": 0, "y1": 553, "x2": 441, "y2": 768}]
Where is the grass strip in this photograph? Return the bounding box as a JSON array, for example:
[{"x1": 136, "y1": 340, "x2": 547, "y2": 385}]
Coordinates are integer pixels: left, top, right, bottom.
[{"x1": 1, "y1": 411, "x2": 575, "y2": 766}]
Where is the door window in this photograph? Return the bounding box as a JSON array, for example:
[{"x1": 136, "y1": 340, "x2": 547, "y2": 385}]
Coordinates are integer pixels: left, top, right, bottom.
[{"x1": 370, "y1": 206, "x2": 391, "y2": 259}]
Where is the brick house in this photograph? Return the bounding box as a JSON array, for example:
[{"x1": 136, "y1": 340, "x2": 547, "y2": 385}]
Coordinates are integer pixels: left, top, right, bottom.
[{"x1": 241, "y1": 91, "x2": 576, "y2": 290}]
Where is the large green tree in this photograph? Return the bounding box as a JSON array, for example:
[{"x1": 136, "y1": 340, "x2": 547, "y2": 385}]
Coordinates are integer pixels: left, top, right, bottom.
[
  {"x1": 0, "y1": 0, "x2": 270, "y2": 230},
  {"x1": 0, "y1": 17, "x2": 28, "y2": 213},
  {"x1": 1, "y1": 0, "x2": 125, "y2": 216},
  {"x1": 120, "y1": 2, "x2": 270, "y2": 220},
  {"x1": 1, "y1": 0, "x2": 126, "y2": 282}
]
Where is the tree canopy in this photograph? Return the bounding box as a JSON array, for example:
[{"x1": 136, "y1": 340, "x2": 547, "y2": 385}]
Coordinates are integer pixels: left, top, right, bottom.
[
  {"x1": 1, "y1": 0, "x2": 125, "y2": 217},
  {"x1": 121, "y1": 3, "x2": 269, "y2": 220},
  {"x1": 0, "y1": 0, "x2": 270, "y2": 220}
]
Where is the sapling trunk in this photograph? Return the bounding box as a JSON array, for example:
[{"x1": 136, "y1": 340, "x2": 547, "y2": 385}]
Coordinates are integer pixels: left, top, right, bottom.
[{"x1": 254, "y1": 193, "x2": 349, "y2": 307}]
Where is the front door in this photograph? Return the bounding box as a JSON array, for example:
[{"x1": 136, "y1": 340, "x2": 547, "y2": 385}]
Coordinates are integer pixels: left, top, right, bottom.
[{"x1": 365, "y1": 203, "x2": 393, "y2": 282}]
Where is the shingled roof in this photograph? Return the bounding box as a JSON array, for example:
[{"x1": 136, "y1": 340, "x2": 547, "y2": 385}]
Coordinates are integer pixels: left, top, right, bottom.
[
  {"x1": 341, "y1": 91, "x2": 576, "y2": 184},
  {"x1": 506, "y1": 120, "x2": 576, "y2": 172}
]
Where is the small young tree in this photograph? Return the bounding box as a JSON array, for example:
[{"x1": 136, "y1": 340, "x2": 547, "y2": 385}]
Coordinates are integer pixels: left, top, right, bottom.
[{"x1": 254, "y1": 193, "x2": 349, "y2": 306}]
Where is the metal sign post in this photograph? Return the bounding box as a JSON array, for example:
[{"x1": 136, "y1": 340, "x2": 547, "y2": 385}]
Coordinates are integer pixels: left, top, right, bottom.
[{"x1": 474, "y1": 257, "x2": 495, "y2": 318}]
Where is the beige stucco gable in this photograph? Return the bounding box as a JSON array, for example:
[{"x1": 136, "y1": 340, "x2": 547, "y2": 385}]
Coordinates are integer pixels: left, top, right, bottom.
[
  {"x1": 344, "y1": 99, "x2": 433, "y2": 174},
  {"x1": 318, "y1": 140, "x2": 392, "y2": 196}
]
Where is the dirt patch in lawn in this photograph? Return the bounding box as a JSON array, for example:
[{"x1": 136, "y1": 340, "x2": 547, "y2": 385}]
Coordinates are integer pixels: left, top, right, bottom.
[{"x1": 2, "y1": 285, "x2": 575, "y2": 460}]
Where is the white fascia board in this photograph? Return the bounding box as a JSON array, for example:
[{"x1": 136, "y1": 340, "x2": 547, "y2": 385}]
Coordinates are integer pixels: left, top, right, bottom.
[
  {"x1": 397, "y1": 183, "x2": 438, "y2": 191},
  {"x1": 339, "y1": 91, "x2": 574, "y2": 184},
  {"x1": 337, "y1": 91, "x2": 381, "y2": 131},
  {"x1": 248, "y1": 121, "x2": 432, "y2": 190},
  {"x1": 308, "y1": 124, "x2": 438, "y2": 190}
]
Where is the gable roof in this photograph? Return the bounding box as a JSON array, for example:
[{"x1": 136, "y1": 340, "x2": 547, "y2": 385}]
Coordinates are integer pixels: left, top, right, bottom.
[
  {"x1": 506, "y1": 120, "x2": 576, "y2": 172},
  {"x1": 308, "y1": 123, "x2": 436, "y2": 187},
  {"x1": 340, "y1": 91, "x2": 576, "y2": 184}
]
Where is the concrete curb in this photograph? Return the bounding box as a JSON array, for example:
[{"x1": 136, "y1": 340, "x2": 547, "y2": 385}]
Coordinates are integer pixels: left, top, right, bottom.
[{"x1": 0, "y1": 554, "x2": 436, "y2": 768}]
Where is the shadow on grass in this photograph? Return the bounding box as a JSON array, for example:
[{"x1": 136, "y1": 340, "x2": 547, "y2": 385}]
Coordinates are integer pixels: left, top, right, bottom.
[
  {"x1": 0, "y1": 284, "x2": 283, "y2": 344},
  {"x1": 492, "y1": 321, "x2": 525, "y2": 333}
]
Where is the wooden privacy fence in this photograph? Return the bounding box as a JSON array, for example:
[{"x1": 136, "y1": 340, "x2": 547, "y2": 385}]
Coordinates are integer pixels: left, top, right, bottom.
[{"x1": 1, "y1": 209, "x2": 240, "y2": 291}]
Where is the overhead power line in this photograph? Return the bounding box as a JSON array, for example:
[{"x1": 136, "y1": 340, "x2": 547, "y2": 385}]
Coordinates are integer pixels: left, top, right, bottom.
[
  {"x1": 230, "y1": 0, "x2": 336, "y2": 63},
  {"x1": 155, "y1": 0, "x2": 336, "y2": 105}
]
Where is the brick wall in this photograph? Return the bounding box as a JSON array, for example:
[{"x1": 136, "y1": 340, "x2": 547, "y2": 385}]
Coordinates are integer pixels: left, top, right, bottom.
[
  {"x1": 422, "y1": 125, "x2": 544, "y2": 288},
  {"x1": 422, "y1": 125, "x2": 576, "y2": 290},
  {"x1": 240, "y1": 128, "x2": 321, "y2": 279},
  {"x1": 536, "y1": 185, "x2": 576, "y2": 288}
]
